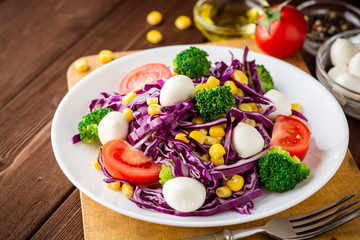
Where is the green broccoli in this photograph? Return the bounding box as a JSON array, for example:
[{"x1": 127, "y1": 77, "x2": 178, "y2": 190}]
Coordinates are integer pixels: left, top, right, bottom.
[
  {"x1": 173, "y1": 46, "x2": 211, "y2": 78},
  {"x1": 78, "y1": 108, "x2": 113, "y2": 143},
  {"x1": 159, "y1": 159, "x2": 174, "y2": 186},
  {"x1": 256, "y1": 64, "x2": 274, "y2": 92},
  {"x1": 195, "y1": 85, "x2": 236, "y2": 122},
  {"x1": 258, "y1": 146, "x2": 310, "y2": 193}
]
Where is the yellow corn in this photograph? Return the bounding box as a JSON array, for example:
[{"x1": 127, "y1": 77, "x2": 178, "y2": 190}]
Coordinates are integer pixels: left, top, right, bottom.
[
  {"x1": 238, "y1": 103, "x2": 253, "y2": 112},
  {"x1": 198, "y1": 128, "x2": 208, "y2": 136},
  {"x1": 235, "y1": 88, "x2": 244, "y2": 97},
  {"x1": 248, "y1": 102, "x2": 258, "y2": 112},
  {"x1": 189, "y1": 130, "x2": 206, "y2": 144},
  {"x1": 291, "y1": 103, "x2": 303, "y2": 113},
  {"x1": 123, "y1": 108, "x2": 134, "y2": 122},
  {"x1": 106, "y1": 182, "x2": 121, "y2": 190},
  {"x1": 224, "y1": 80, "x2": 238, "y2": 95},
  {"x1": 199, "y1": 153, "x2": 210, "y2": 161},
  {"x1": 146, "y1": 30, "x2": 163, "y2": 44},
  {"x1": 93, "y1": 157, "x2": 102, "y2": 170},
  {"x1": 209, "y1": 125, "x2": 226, "y2": 138},
  {"x1": 98, "y1": 50, "x2": 113, "y2": 63},
  {"x1": 146, "y1": 97, "x2": 159, "y2": 105},
  {"x1": 122, "y1": 91, "x2": 137, "y2": 105},
  {"x1": 195, "y1": 83, "x2": 209, "y2": 93},
  {"x1": 204, "y1": 136, "x2": 221, "y2": 145},
  {"x1": 206, "y1": 76, "x2": 220, "y2": 88},
  {"x1": 231, "y1": 70, "x2": 248, "y2": 85},
  {"x1": 122, "y1": 183, "x2": 134, "y2": 198},
  {"x1": 226, "y1": 174, "x2": 244, "y2": 192},
  {"x1": 192, "y1": 117, "x2": 204, "y2": 124},
  {"x1": 175, "y1": 133, "x2": 189, "y2": 143},
  {"x1": 175, "y1": 15, "x2": 192, "y2": 30},
  {"x1": 147, "y1": 104, "x2": 162, "y2": 115},
  {"x1": 209, "y1": 143, "x2": 226, "y2": 160},
  {"x1": 211, "y1": 156, "x2": 224, "y2": 166},
  {"x1": 74, "y1": 58, "x2": 89, "y2": 72},
  {"x1": 244, "y1": 118, "x2": 256, "y2": 127},
  {"x1": 216, "y1": 186, "x2": 232, "y2": 198},
  {"x1": 146, "y1": 11, "x2": 163, "y2": 25}
]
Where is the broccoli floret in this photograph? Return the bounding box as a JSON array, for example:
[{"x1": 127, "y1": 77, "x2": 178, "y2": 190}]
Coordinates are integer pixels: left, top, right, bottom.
[
  {"x1": 159, "y1": 159, "x2": 174, "y2": 186},
  {"x1": 173, "y1": 46, "x2": 211, "y2": 78},
  {"x1": 195, "y1": 85, "x2": 236, "y2": 122},
  {"x1": 256, "y1": 64, "x2": 274, "y2": 92},
  {"x1": 78, "y1": 108, "x2": 113, "y2": 143},
  {"x1": 258, "y1": 146, "x2": 310, "y2": 193}
]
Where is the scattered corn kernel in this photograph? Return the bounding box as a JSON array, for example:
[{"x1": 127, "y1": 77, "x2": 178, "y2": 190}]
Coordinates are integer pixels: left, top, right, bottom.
[
  {"x1": 122, "y1": 91, "x2": 137, "y2": 105},
  {"x1": 231, "y1": 70, "x2": 248, "y2": 85},
  {"x1": 98, "y1": 50, "x2": 113, "y2": 63},
  {"x1": 93, "y1": 157, "x2": 102, "y2": 170},
  {"x1": 146, "y1": 11, "x2": 163, "y2": 25},
  {"x1": 175, "y1": 133, "x2": 189, "y2": 143},
  {"x1": 147, "y1": 104, "x2": 162, "y2": 115},
  {"x1": 146, "y1": 30, "x2": 163, "y2": 44},
  {"x1": 189, "y1": 130, "x2": 206, "y2": 144},
  {"x1": 195, "y1": 83, "x2": 209, "y2": 92},
  {"x1": 216, "y1": 186, "x2": 232, "y2": 198},
  {"x1": 198, "y1": 128, "x2": 208, "y2": 135},
  {"x1": 123, "y1": 108, "x2": 134, "y2": 122},
  {"x1": 74, "y1": 58, "x2": 88, "y2": 72},
  {"x1": 175, "y1": 15, "x2": 192, "y2": 30},
  {"x1": 106, "y1": 181, "x2": 121, "y2": 190},
  {"x1": 192, "y1": 117, "x2": 204, "y2": 124},
  {"x1": 224, "y1": 80, "x2": 238, "y2": 94},
  {"x1": 122, "y1": 183, "x2": 134, "y2": 198},
  {"x1": 209, "y1": 143, "x2": 226, "y2": 160},
  {"x1": 235, "y1": 88, "x2": 244, "y2": 97},
  {"x1": 244, "y1": 118, "x2": 256, "y2": 127},
  {"x1": 226, "y1": 174, "x2": 244, "y2": 192},
  {"x1": 211, "y1": 156, "x2": 224, "y2": 166},
  {"x1": 209, "y1": 125, "x2": 226, "y2": 138},
  {"x1": 146, "y1": 97, "x2": 159, "y2": 105},
  {"x1": 207, "y1": 76, "x2": 220, "y2": 88},
  {"x1": 238, "y1": 103, "x2": 253, "y2": 112},
  {"x1": 291, "y1": 103, "x2": 303, "y2": 113},
  {"x1": 204, "y1": 136, "x2": 221, "y2": 145},
  {"x1": 199, "y1": 153, "x2": 210, "y2": 161},
  {"x1": 248, "y1": 102, "x2": 258, "y2": 112}
]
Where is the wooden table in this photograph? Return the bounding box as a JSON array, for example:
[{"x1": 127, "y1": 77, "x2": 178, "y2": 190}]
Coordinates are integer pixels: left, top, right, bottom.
[{"x1": 1, "y1": 0, "x2": 359, "y2": 239}]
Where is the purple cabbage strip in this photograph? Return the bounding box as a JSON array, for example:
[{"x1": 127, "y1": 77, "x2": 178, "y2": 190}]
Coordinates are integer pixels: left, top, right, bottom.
[
  {"x1": 291, "y1": 109, "x2": 309, "y2": 122},
  {"x1": 248, "y1": 60, "x2": 265, "y2": 95}
]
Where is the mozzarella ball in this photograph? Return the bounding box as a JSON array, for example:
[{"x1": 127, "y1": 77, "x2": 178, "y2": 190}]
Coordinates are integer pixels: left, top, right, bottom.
[
  {"x1": 231, "y1": 122, "x2": 265, "y2": 158},
  {"x1": 330, "y1": 38, "x2": 358, "y2": 67},
  {"x1": 262, "y1": 89, "x2": 292, "y2": 121},
  {"x1": 334, "y1": 72, "x2": 360, "y2": 101},
  {"x1": 328, "y1": 65, "x2": 348, "y2": 80},
  {"x1": 163, "y1": 177, "x2": 206, "y2": 212},
  {"x1": 349, "y1": 52, "x2": 360, "y2": 79},
  {"x1": 98, "y1": 111, "x2": 129, "y2": 145},
  {"x1": 159, "y1": 75, "x2": 195, "y2": 106}
]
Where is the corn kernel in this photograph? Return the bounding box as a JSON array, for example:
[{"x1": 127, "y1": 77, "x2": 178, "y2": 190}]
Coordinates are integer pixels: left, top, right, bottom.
[
  {"x1": 238, "y1": 103, "x2": 253, "y2": 112},
  {"x1": 147, "y1": 104, "x2": 162, "y2": 115},
  {"x1": 195, "y1": 83, "x2": 209, "y2": 93},
  {"x1": 216, "y1": 186, "x2": 232, "y2": 198},
  {"x1": 235, "y1": 88, "x2": 244, "y2": 97},
  {"x1": 231, "y1": 70, "x2": 248, "y2": 85},
  {"x1": 209, "y1": 125, "x2": 226, "y2": 138},
  {"x1": 146, "y1": 97, "x2": 159, "y2": 105},
  {"x1": 146, "y1": 30, "x2": 163, "y2": 44},
  {"x1": 204, "y1": 136, "x2": 221, "y2": 145},
  {"x1": 106, "y1": 181, "x2": 121, "y2": 190},
  {"x1": 226, "y1": 174, "x2": 244, "y2": 192},
  {"x1": 123, "y1": 108, "x2": 134, "y2": 122},
  {"x1": 192, "y1": 117, "x2": 204, "y2": 124},
  {"x1": 122, "y1": 183, "x2": 134, "y2": 198},
  {"x1": 122, "y1": 91, "x2": 137, "y2": 105},
  {"x1": 224, "y1": 80, "x2": 238, "y2": 94},
  {"x1": 291, "y1": 103, "x2": 303, "y2": 113},
  {"x1": 74, "y1": 58, "x2": 89, "y2": 72},
  {"x1": 175, "y1": 133, "x2": 189, "y2": 143},
  {"x1": 248, "y1": 102, "x2": 258, "y2": 112},
  {"x1": 211, "y1": 156, "x2": 224, "y2": 166},
  {"x1": 207, "y1": 76, "x2": 220, "y2": 88},
  {"x1": 244, "y1": 118, "x2": 256, "y2": 127},
  {"x1": 93, "y1": 157, "x2": 102, "y2": 170},
  {"x1": 209, "y1": 143, "x2": 226, "y2": 160},
  {"x1": 189, "y1": 130, "x2": 206, "y2": 144},
  {"x1": 146, "y1": 11, "x2": 163, "y2": 25},
  {"x1": 198, "y1": 128, "x2": 208, "y2": 136},
  {"x1": 98, "y1": 50, "x2": 113, "y2": 63},
  {"x1": 175, "y1": 15, "x2": 192, "y2": 30},
  {"x1": 199, "y1": 153, "x2": 210, "y2": 161}
]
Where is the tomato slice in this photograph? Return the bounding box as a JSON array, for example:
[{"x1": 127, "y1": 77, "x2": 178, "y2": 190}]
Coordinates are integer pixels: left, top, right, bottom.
[
  {"x1": 119, "y1": 63, "x2": 172, "y2": 95},
  {"x1": 270, "y1": 115, "x2": 311, "y2": 161},
  {"x1": 102, "y1": 139, "x2": 161, "y2": 186}
]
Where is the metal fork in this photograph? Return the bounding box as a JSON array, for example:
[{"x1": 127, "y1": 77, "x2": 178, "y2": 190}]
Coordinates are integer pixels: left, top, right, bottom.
[{"x1": 183, "y1": 193, "x2": 360, "y2": 240}]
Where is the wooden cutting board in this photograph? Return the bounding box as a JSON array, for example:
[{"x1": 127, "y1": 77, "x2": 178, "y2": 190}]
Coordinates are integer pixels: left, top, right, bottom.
[{"x1": 67, "y1": 39, "x2": 360, "y2": 240}]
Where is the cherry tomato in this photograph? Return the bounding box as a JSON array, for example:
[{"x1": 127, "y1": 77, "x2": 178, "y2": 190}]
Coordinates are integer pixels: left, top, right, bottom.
[
  {"x1": 102, "y1": 139, "x2": 161, "y2": 186},
  {"x1": 119, "y1": 63, "x2": 172, "y2": 95},
  {"x1": 270, "y1": 115, "x2": 311, "y2": 160},
  {"x1": 255, "y1": 3, "x2": 307, "y2": 59}
]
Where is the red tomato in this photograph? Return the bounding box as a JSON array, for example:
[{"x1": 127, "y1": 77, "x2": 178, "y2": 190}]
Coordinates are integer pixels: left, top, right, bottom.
[
  {"x1": 119, "y1": 63, "x2": 172, "y2": 95},
  {"x1": 102, "y1": 139, "x2": 161, "y2": 186},
  {"x1": 255, "y1": 3, "x2": 307, "y2": 59},
  {"x1": 270, "y1": 115, "x2": 311, "y2": 160}
]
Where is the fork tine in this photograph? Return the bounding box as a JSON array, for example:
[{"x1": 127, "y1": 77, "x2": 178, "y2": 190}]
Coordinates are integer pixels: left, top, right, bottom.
[{"x1": 289, "y1": 193, "x2": 356, "y2": 222}]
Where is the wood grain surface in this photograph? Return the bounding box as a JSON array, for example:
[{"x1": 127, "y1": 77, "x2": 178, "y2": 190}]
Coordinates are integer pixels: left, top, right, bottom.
[{"x1": 1, "y1": 0, "x2": 360, "y2": 239}]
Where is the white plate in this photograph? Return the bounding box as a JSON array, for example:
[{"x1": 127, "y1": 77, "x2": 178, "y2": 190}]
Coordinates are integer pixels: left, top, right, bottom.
[{"x1": 51, "y1": 45, "x2": 349, "y2": 227}]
